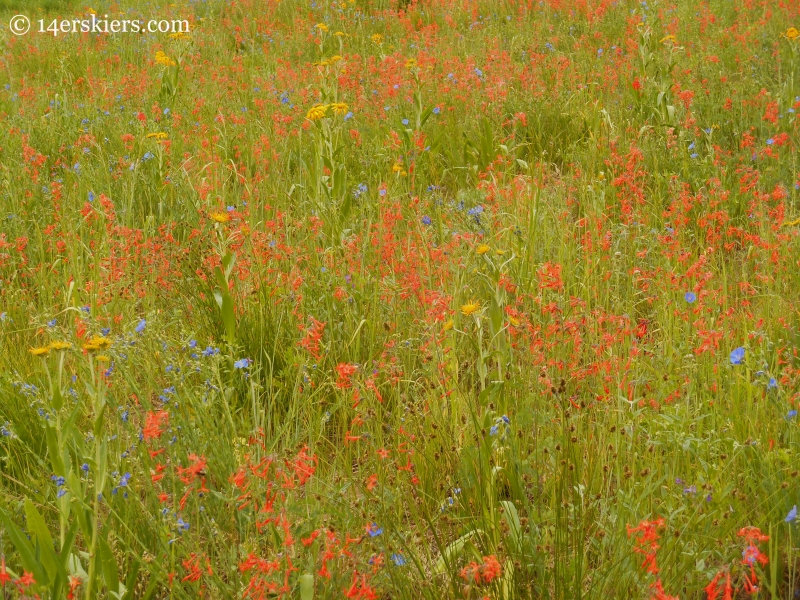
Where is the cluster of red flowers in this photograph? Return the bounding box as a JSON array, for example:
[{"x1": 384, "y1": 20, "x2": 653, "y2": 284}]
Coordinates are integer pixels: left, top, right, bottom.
[{"x1": 459, "y1": 554, "x2": 503, "y2": 585}]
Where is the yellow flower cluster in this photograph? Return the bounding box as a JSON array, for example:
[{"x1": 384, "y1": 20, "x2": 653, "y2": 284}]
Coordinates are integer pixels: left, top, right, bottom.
[
  {"x1": 29, "y1": 340, "x2": 73, "y2": 356},
  {"x1": 146, "y1": 132, "x2": 169, "y2": 140},
  {"x1": 371, "y1": 34, "x2": 383, "y2": 45},
  {"x1": 154, "y1": 51, "x2": 176, "y2": 67},
  {"x1": 210, "y1": 211, "x2": 230, "y2": 223},
  {"x1": 786, "y1": 27, "x2": 799, "y2": 41},
  {"x1": 315, "y1": 23, "x2": 329, "y2": 33},
  {"x1": 83, "y1": 336, "x2": 112, "y2": 352},
  {"x1": 306, "y1": 104, "x2": 329, "y2": 121}
]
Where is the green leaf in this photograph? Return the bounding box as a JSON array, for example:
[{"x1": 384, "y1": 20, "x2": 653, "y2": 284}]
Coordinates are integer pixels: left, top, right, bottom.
[
  {"x1": 299, "y1": 573, "x2": 314, "y2": 600},
  {"x1": 433, "y1": 529, "x2": 483, "y2": 575},
  {"x1": 24, "y1": 499, "x2": 62, "y2": 582},
  {"x1": 44, "y1": 422, "x2": 65, "y2": 476},
  {"x1": 0, "y1": 505, "x2": 48, "y2": 585},
  {"x1": 98, "y1": 534, "x2": 119, "y2": 595}
]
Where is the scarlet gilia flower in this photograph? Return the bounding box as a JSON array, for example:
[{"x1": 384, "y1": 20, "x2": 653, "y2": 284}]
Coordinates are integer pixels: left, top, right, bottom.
[
  {"x1": 336, "y1": 363, "x2": 358, "y2": 389},
  {"x1": 459, "y1": 555, "x2": 503, "y2": 585},
  {"x1": 143, "y1": 410, "x2": 169, "y2": 441}
]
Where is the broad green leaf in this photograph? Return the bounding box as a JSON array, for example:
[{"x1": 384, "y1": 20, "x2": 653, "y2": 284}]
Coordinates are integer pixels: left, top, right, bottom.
[
  {"x1": 24, "y1": 498, "x2": 63, "y2": 581},
  {"x1": 299, "y1": 572, "x2": 314, "y2": 600},
  {"x1": 0, "y1": 506, "x2": 48, "y2": 585},
  {"x1": 98, "y1": 534, "x2": 119, "y2": 595}
]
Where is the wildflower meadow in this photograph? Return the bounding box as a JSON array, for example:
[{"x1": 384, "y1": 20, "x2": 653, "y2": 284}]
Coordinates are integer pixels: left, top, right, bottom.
[{"x1": 1, "y1": 0, "x2": 800, "y2": 597}]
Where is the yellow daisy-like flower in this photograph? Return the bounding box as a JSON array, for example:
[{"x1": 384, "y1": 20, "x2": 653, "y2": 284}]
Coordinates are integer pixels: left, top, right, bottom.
[
  {"x1": 476, "y1": 243, "x2": 490, "y2": 255},
  {"x1": 659, "y1": 34, "x2": 677, "y2": 44},
  {"x1": 210, "y1": 211, "x2": 230, "y2": 223},
  {"x1": 154, "y1": 51, "x2": 176, "y2": 67},
  {"x1": 146, "y1": 132, "x2": 169, "y2": 140},
  {"x1": 315, "y1": 23, "x2": 329, "y2": 32},
  {"x1": 48, "y1": 341, "x2": 72, "y2": 351},
  {"x1": 83, "y1": 336, "x2": 112, "y2": 352},
  {"x1": 328, "y1": 55, "x2": 343, "y2": 64},
  {"x1": 306, "y1": 104, "x2": 329, "y2": 121},
  {"x1": 314, "y1": 59, "x2": 330, "y2": 67},
  {"x1": 95, "y1": 355, "x2": 111, "y2": 363},
  {"x1": 168, "y1": 31, "x2": 191, "y2": 40},
  {"x1": 495, "y1": 249, "x2": 506, "y2": 256},
  {"x1": 404, "y1": 58, "x2": 417, "y2": 69},
  {"x1": 29, "y1": 347, "x2": 51, "y2": 357},
  {"x1": 391, "y1": 162, "x2": 404, "y2": 173},
  {"x1": 334, "y1": 31, "x2": 346, "y2": 37},
  {"x1": 786, "y1": 27, "x2": 800, "y2": 41},
  {"x1": 371, "y1": 34, "x2": 383, "y2": 45},
  {"x1": 331, "y1": 102, "x2": 349, "y2": 115},
  {"x1": 508, "y1": 316, "x2": 520, "y2": 327},
  {"x1": 442, "y1": 319, "x2": 454, "y2": 332},
  {"x1": 460, "y1": 302, "x2": 481, "y2": 316}
]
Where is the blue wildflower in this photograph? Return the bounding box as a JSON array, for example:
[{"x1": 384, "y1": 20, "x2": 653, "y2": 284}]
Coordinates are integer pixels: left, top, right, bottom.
[
  {"x1": 234, "y1": 358, "x2": 251, "y2": 369},
  {"x1": 366, "y1": 523, "x2": 383, "y2": 537},
  {"x1": 421, "y1": 215, "x2": 432, "y2": 225},
  {"x1": 391, "y1": 553, "x2": 407, "y2": 566},
  {"x1": 685, "y1": 291, "x2": 696, "y2": 303},
  {"x1": 135, "y1": 319, "x2": 146, "y2": 333},
  {"x1": 730, "y1": 347, "x2": 745, "y2": 365},
  {"x1": 787, "y1": 506, "x2": 798, "y2": 523}
]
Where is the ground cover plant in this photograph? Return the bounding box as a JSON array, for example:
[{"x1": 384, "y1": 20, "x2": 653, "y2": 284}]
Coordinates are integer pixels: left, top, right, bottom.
[{"x1": 0, "y1": 0, "x2": 799, "y2": 597}]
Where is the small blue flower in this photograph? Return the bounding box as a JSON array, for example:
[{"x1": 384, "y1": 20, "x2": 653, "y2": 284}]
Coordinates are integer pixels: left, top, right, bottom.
[
  {"x1": 47, "y1": 318, "x2": 57, "y2": 327},
  {"x1": 489, "y1": 425, "x2": 498, "y2": 436},
  {"x1": 684, "y1": 291, "x2": 696, "y2": 303},
  {"x1": 366, "y1": 523, "x2": 383, "y2": 537},
  {"x1": 135, "y1": 319, "x2": 146, "y2": 333},
  {"x1": 786, "y1": 505, "x2": 798, "y2": 523},
  {"x1": 730, "y1": 347, "x2": 745, "y2": 365},
  {"x1": 344, "y1": 111, "x2": 353, "y2": 120},
  {"x1": 683, "y1": 485, "x2": 697, "y2": 495},
  {"x1": 421, "y1": 215, "x2": 432, "y2": 225},
  {"x1": 234, "y1": 358, "x2": 251, "y2": 369},
  {"x1": 787, "y1": 410, "x2": 797, "y2": 420},
  {"x1": 390, "y1": 553, "x2": 407, "y2": 566},
  {"x1": 402, "y1": 118, "x2": 409, "y2": 125},
  {"x1": 768, "y1": 378, "x2": 777, "y2": 390},
  {"x1": 81, "y1": 463, "x2": 89, "y2": 472},
  {"x1": 188, "y1": 339, "x2": 197, "y2": 348},
  {"x1": 767, "y1": 138, "x2": 775, "y2": 145},
  {"x1": 433, "y1": 106, "x2": 440, "y2": 114}
]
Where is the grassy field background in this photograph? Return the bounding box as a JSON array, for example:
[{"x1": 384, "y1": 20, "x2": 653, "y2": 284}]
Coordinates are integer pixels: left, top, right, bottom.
[{"x1": 0, "y1": 0, "x2": 799, "y2": 598}]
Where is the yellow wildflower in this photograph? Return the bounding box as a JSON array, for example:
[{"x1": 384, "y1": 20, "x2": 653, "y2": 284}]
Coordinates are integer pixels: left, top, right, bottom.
[
  {"x1": 509, "y1": 316, "x2": 521, "y2": 327},
  {"x1": 371, "y1": 34, "x2": 383, "y2": 45},
  {"x1": 314, "y1": 59, "x2": 330, "y2": 67},
  {"x1": 331, "y1": 102, "x2": 349, "y2": 115},
  {"x1": 95, "y1": 355, "x2": 111, "y2": 363},
  {"x1": 29, "y1": 347, "x2": 51, "y2": 357},
  {"x1": 476, "y1": 244, "x2": 490, "y2": 255},
  {"x1": 146, "y1": 132, "x2": 169, "y2": 140},
  {"x1": 83, "y1": 336, "x2": 111, "y2": 352},
  {"x1": 154, "y1": 51, "x2": 176, "y2": 67},
  {"x1": 334, "y1": 31, "x2": 346, "y2": 37},
  {"x1": 328, "y1": 55, "x2": 343, "y2": 64},
  {"x1": 48, "y1": 341, "x2": 72, "y2": 351},
  {"x1": 460, "y1": 302, "x2": 481, "y2": 316},
  {"x1": 786, "y1": 27, "x2": 800, "y2": 41},
  {"x1": 659, "y1": 34, "x2": 677, "y2": 44},
  {"x1": 442, "y1": 319, "x2": 454, "y2": 332},
  {"x1": 315, "y1": 23, "x2": 329, "y2": 32},
  {"x1": 392, "y1": 162, "x2": 404, "y2": 173},
  {"x1": 306, "y1": 104, "x2": 329, "y2": 121},
  {"x1": 210, "y1": 211, "x2": 230, "y2": 223},
  {"x1": 404, "y1": 58, "x2": 417, "y2": 69},
  {"x1": 168, "y1": 31, "x2": 191, "y2": 40}
]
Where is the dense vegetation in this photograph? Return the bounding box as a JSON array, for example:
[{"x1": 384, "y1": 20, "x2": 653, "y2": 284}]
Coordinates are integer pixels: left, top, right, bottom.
[{"x1": 1, "y1": 0, "x2": 799, "y2": 597}]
